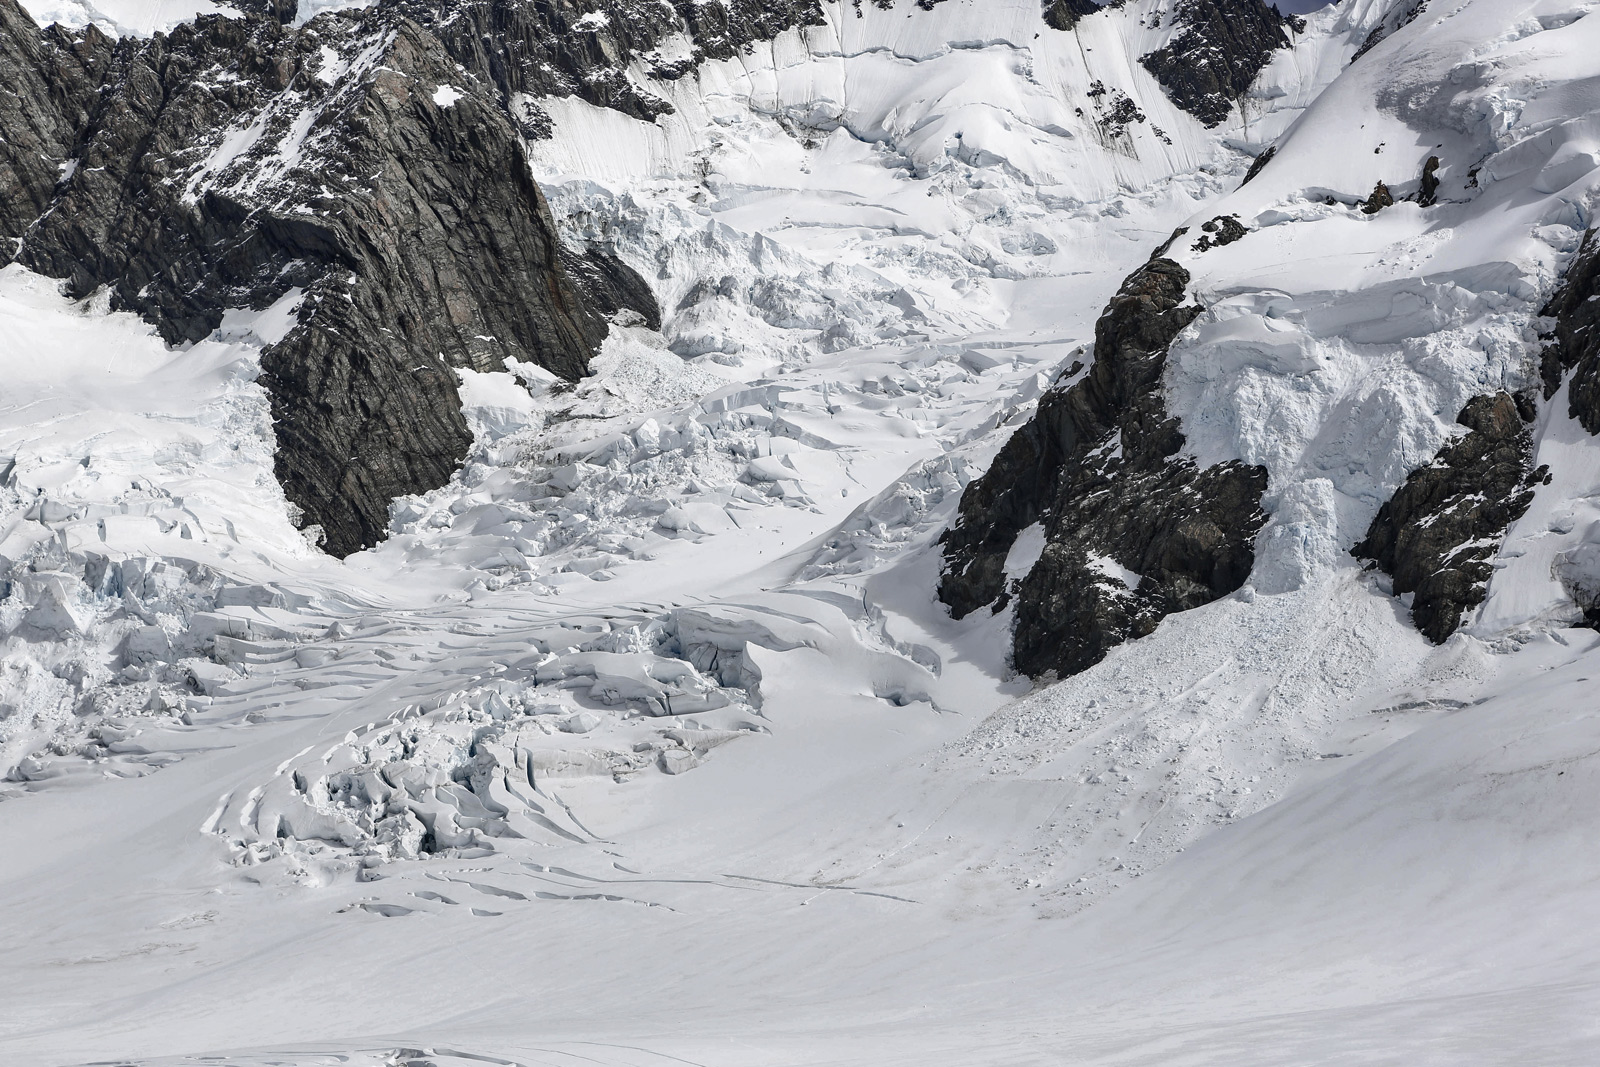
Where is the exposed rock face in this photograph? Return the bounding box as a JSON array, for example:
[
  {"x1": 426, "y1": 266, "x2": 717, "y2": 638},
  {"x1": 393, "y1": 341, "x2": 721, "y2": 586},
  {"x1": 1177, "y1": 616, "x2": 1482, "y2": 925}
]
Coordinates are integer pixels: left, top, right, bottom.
[
  {"x1": 0, "y1": 4, "x2": 110, "y2": 248},
  {"x1": 371, "y1": 0, "x2": 826, "y2": 125},
  {"x1": 1043, "y1": 0, "x2": 1103, "y2": 32},
  {"x1": 1361, "y1": 180, "x2": 1395, "y2": 214},
  {"x1": 1540, "y1": 228, "x2": 1600, "y2": 432},
  {"x1": 939, "y1": 258, "x2": 1268, "y2": 679},
  {"x1": 1534, "y1": 226, "x2": 1600, "y2": 631},
  {"x1": 1354, "y1": 392, "x2": 1542, "y2": 644},
  {"x1": 562, "y1": 246, "x2": 665, "y2": 332},
  {"x1": 0, "y1": 1, "x2": 657, "y2": 557},
  {"x1": 1417, "y1": 155, "x2": 1442, "y2": 207},
  {"x1": 1465, "y1": 225, "x2": 1600, "y2": 635},
  {"x1": 1239, "y1": 145, "x2": 1276, "y2": 187},
  {"x1": 1139, "y1": 0, "x2": 1293, "y2": 127}
]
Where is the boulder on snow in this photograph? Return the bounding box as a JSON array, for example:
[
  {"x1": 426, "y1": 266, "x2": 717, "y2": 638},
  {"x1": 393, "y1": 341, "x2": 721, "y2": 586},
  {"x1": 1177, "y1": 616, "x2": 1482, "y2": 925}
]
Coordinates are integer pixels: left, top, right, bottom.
[{"x1": 1361, "y1": 180, "x2": 1396, "y2": 214}]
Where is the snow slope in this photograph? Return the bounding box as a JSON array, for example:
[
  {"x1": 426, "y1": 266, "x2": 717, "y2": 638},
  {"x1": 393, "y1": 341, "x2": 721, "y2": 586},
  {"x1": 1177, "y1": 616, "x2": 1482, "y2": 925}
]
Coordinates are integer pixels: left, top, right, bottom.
[
  {"x1": 5, "y1": 0, "x2": 1600, "y2": 1064},
  {"x1": 18, "y1": 0, "x2": 233, "y2": 35}
]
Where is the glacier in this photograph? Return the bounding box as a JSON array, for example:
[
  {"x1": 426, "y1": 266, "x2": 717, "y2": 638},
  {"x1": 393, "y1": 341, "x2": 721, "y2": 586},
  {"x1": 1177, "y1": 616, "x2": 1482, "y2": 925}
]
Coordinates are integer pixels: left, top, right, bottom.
[{"x1": 3, "y1": 0, "x2": 1600, "y2": 1064}]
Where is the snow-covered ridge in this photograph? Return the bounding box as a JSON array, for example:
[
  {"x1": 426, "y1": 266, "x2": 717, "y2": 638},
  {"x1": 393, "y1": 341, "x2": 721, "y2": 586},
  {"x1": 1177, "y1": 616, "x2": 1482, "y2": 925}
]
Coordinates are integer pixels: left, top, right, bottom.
[{"x1": 1166, "y1": 0, "x2": 1600, "y2": 624}]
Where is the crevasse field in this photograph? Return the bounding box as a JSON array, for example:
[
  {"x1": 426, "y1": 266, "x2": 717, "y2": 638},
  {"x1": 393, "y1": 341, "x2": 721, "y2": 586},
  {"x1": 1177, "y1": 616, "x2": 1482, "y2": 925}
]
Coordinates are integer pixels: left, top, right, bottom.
[{"x1": 5, "y1": 0, "x2": 1600, "y2": 1063}]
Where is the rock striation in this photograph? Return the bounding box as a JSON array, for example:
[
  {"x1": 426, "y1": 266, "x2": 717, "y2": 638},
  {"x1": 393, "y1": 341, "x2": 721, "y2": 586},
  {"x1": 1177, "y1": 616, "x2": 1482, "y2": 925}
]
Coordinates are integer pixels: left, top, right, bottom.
[
  {"x1": 281, "y1": 0, "x2": 831, "y2": 128},
  {"x1": 0, "y1": 0, "x2": 656, "y2": 557},
  {"x1": 1354, "y1": 393, "x2": 1542, "y2": 644},
  {"x1": 0, "y1": 4, "x2": 110, "y2": 247},
  {"x1": 939, "y1": 258, "x2": 1268, "y2": 679}
]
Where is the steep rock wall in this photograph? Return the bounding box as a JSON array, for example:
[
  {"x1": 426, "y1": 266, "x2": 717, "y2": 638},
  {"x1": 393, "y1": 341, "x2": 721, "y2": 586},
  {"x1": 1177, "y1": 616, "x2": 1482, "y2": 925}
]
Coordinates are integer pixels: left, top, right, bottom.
[
  {"x1": 0, "y1": 1, "x2": 658, "y2": 556},
  {"x1": 939, "y1": 257, "x2": 1268, "y2": 679}
]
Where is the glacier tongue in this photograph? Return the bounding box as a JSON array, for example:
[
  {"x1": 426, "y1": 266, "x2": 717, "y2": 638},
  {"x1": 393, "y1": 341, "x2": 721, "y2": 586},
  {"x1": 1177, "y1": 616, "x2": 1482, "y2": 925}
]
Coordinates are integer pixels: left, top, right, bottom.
[{"x1": 6, "y1": 0, "x2": 1600, "y2": 1064}]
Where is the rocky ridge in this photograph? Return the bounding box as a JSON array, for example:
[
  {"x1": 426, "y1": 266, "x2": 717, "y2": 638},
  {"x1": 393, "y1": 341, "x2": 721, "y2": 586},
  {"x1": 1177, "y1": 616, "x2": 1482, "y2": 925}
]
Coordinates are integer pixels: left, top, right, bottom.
[
  {"x1": 938, "y1": 257, "x2": 1268, "y2": 680},
  {"x1": 0, "y1": 0, "x2": 655, "y2": 556},
  {"x1": 1351, "y1": 0, "x2": 1428, "y2": 63},
  {"x1": 253, "y1": 0, "x2": 1299, "y2": 142},
  {"x1": 1042, "y1": 0, "x2": 1104, "y2": 32},
  {"x1": 233, "y1": 0, "x2": 828, "y2": 127}
]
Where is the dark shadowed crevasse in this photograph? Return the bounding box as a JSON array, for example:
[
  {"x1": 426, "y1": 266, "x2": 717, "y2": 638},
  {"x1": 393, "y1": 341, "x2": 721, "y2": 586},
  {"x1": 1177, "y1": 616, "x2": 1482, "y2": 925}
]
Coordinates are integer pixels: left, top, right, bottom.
[
  {"x1": 0, "y1": 1, "x2": 658, "y2": 557},
  {"x1": 938, "y1": 258, "x2": 1268, "y2": 680}
]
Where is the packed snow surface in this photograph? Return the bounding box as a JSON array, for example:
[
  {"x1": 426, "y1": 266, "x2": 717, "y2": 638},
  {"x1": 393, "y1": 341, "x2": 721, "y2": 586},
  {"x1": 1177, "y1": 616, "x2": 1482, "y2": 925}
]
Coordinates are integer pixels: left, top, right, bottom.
[{"x1": 5, "y1": 0, "x2": 1600, "y2": 1063}]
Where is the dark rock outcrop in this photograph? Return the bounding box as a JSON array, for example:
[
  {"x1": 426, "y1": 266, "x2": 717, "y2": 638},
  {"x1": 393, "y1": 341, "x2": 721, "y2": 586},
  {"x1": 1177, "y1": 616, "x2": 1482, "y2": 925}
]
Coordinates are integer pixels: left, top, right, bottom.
[
  {"x1": 1139, "y1": 0, "x2": 1292, "y2": 128},
  {"x1": 1533, "y1": 228, "x2": 1600, "y2": 629},
  {"x1": 370, "y1": 0, "x2": 827, "y2": 125},
  {"x1": 0, "y1": 1, "x2": 653, "y2": 556},
  {"x1": 1354, "y1": 392, "x2": 1542, "y2": 644},
  {"x1": 562, "y1": 246, "x2": 664, "y2": 332},
  {"x1": 1360, "y1": 180, "x2": 1394, "y2": 214},
  {"x1": 1043, "y1": 0, "x2": 1103, "y2": 31},
  {"x1": 1084, "y1": 78, "x2": 1148, "y2": 149},
  {"x1": 1416, "y1": 155, "x2": 1441, "y2": 206},
  {"x1": 1194, "y1": 214, "x2": 1247, "y2": 251},
  {"x1": 1540, "y1": 228, "x2": 1600, "y2": 433},
  {"x1": 0, "y1": 3, "x2": 111, "y2": 249},
  {"x1": 1352, "y1": 0, "x2": 1428, "y2": 63},
  {"x1": 939, "y1": 258, "x2": 1268, "y2": 679},
  {"x1": 1239, "y1": 145, "x2": 1276, "y2": 187}
]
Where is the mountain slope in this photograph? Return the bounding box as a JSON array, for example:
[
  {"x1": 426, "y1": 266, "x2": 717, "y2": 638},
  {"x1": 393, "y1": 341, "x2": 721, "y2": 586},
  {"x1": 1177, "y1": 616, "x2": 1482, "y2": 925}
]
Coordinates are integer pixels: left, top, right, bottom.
[
  {"x1": 1, "y1": 0, "x2": 635, "y2": 555},
  {"x1": 4, "y1": 1, "x2": 1600, "y2": 1065}
]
